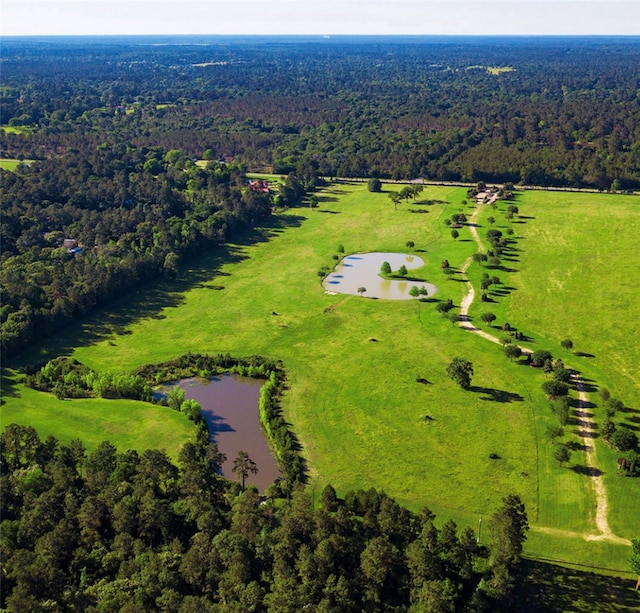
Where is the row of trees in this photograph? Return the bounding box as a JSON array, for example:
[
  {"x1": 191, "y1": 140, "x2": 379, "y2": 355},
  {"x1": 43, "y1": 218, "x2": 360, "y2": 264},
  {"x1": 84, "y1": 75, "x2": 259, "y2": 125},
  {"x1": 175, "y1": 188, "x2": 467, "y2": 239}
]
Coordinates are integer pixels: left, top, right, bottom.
[{"x1": 0, "y1": 423, "x2": 531, "y2": 611}]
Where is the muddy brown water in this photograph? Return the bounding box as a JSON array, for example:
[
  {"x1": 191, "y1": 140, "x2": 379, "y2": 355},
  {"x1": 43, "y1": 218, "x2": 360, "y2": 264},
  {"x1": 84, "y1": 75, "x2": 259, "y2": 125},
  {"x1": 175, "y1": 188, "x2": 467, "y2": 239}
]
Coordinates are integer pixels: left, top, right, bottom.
[{"x1": 166, "y1": 375, "x2": 280, "y2": 492}]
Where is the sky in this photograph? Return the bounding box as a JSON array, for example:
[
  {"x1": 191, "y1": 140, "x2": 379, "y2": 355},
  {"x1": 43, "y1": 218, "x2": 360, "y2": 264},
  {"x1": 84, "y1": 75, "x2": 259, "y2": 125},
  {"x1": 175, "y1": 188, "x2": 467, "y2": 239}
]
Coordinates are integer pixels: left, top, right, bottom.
[{"x1": 1, "y1": 0, "x2": 639, "y2": 37}]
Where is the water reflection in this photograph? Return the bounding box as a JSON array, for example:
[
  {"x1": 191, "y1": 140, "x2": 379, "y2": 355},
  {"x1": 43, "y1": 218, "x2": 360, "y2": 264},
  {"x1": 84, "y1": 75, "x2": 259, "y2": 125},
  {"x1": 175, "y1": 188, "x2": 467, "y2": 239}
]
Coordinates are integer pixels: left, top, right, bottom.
[
  {"x1": 162, "y1": 375, "x2": 280, "y2": 491},
  {"x1": 322, "y1": 252, "x2": 437, "y2": 300}
]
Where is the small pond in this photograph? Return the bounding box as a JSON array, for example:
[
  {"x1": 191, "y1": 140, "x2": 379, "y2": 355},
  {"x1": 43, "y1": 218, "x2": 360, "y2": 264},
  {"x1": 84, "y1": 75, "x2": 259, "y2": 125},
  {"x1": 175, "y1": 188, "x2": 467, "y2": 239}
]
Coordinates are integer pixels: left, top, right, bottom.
[
  {"x1": 160, "y1": 375, "x2": 280, "y2": 492},
  {"x1": 322, "y1": 252, "x2": 437, "y2": 300}
]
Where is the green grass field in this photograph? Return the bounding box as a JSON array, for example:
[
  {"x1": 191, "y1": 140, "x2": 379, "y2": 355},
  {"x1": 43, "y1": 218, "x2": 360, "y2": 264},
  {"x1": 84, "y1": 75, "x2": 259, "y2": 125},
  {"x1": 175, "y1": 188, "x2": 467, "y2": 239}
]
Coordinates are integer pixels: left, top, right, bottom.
[
  {"x1": 3, "y1": 182, "x2": 639, "y2": 580},
  {"x1": 0, "y1": 158, "x2": 34, "y2": 170}
]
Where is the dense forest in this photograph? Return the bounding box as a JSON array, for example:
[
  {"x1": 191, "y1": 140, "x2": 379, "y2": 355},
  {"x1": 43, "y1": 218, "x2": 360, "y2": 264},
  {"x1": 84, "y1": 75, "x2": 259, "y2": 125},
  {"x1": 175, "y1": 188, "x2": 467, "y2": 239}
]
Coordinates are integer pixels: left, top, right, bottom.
[
  {"x1": 2, "y1": 36, "x2": 639, "y2": 357},
  {"x1": 1, "y1": 423, "x2": 530, "y2": 612},
  {"x1": 1, "y1": 36, "x2": 639, "y2": 189}
]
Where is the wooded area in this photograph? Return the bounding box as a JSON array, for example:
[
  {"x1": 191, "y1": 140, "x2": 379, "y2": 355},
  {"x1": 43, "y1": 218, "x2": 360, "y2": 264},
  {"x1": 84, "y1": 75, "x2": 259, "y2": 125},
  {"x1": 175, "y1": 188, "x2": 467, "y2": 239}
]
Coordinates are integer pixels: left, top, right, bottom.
[
  {"x1": 1, "y1": 423, "x2": 529, "y2": 612},
  {"x1": 2, "y1": 36, "x2": 639, "y2": 358}
]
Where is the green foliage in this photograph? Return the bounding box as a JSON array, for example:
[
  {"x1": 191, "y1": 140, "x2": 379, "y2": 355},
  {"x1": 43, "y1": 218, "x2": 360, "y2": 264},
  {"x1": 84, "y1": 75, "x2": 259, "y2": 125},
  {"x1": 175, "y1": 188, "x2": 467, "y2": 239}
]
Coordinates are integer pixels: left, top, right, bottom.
[
  {"x1": 560, "y1": 338, "x2": 573, "y2": 351},
  {"x1": 480, "y1": 313, "x2": 496, "y2": 325},
  {"x1": 600, "y1": 417, "x2": 616, "y2": 440},
  {"x1": 609, "y1": 428, "x2": 638, "y2": 452},
  {"x1": 167, "y1": 385, "x2": 186, "y2": 411},
  {"x1": 553, "y1": 444, "x2": 571, "y2": 466},
  {"x1": 546, "y1": 425, "x2": 564, "y2": 442},
  {"x1": 630, "y1": 538, "x2": 640, "y2": 575},
  {"x1": 446, "y1": 357, "x2": 474, "y2": 389},
  {"x1": 541, "y1": 380, "x2": 569, "y2": 399},
  {"x1": 504, "y1": 344, "x2": 522, "y2": 361},
  {"x1": 368, "y1": 177, "x2": 382, "y2": 192},
  {"x1": 380, "y1": 261, "x2": 392, "y2": 275},
  {"x1": 0, "y1": 424, "x2": 524, "y2": 612},
  {"x1": 531, "y1": 350, "x2": 553, "y2": 368}
]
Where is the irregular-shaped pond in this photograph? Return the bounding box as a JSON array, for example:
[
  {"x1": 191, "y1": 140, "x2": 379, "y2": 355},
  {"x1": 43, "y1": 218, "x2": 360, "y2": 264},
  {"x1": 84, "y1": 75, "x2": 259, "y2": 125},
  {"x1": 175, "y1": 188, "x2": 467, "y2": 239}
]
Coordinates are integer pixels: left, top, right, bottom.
[
  {"x1": 322, "y1": 252, "x2": 437, "y2": 300},
  {"x1": 160, "y1": 375, "x2": 280, "y2": 492}
]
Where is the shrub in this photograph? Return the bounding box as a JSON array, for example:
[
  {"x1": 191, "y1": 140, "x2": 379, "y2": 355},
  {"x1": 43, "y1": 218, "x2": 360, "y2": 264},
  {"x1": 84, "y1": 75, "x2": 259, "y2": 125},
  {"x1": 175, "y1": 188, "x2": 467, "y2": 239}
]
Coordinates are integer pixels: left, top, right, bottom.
[{"x1": 610, "y1": 429, "x2": 638, "y2": 452}]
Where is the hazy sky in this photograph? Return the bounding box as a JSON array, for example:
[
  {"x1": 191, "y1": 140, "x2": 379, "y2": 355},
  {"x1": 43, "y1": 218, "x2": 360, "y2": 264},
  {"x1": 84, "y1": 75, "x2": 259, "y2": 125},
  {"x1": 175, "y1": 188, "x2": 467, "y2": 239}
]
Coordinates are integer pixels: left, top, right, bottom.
[{"x1": 2, "y1": 1, "x2": 639, "y2": 37}]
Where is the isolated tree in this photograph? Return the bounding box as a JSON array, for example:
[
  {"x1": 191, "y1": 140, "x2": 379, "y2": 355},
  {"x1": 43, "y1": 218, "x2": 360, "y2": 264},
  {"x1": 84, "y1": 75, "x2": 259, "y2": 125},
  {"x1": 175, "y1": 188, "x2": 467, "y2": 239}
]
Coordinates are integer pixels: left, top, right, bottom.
[
  {"x1": 442, "y1": 266, "x2": 455, "y2": 279},
  {"x1": 448, "y1": 312, "x2": 459, "y2": 326},
  {"x1": 405, "y1": 240, "x2": 415, "y2": 249},
  {"x1": 388, "y1": 192, "x2": 402, "y2": 210},
  {"x1": 560, "y1": 338, "x2": 573, "y2": 351},
  {"x1": 368, "y1": 177, "x2": 382, "y2": 192},
  {"x1": 409, "y1": 286, "x2": 420, "y2": 299},
  {"x1": 599, "y1": 387, "x2": 611, "y2": 403},
  {"x1": 398, "y1": 265, "x2": 408, "y2": 277},
  {"x1": 451, "y1": 229, "x2": 459, "y2": 240},
  {"x1": 504, "y1": 344, "x2": 522, "y2": 362},
  {"x1": 232, "y1": 451, "x2": 258, "y2": 490},
  {"x1": 440, "y1": 259, "x2": 450, "y2": 269},
  {"x1": 629, "y1": 538, "x2": 640, "y2": 590},
  {"x1": 418, "y1": 287, "x2": 429, "y2": 298},
  {"x1": 357, "y1": 287, "x2": 367, "y2": 297},
  {"x1": 546, "y1": 425, "x2": 564, "y2": 443},
  {"x1": 554, "y1": 444, "x2": 571, "y2": 467},
  {"x1": 473, "y1": 252, "x2": 488, "y2": 265},
  {"x1": 446, "y1": 357, "x2": 474, "y2": 389},
  {"x1": 542, "y1": 380, "x2": 569, "y2": 399},
  {"x1": 380, "y1": 261, "x2": 392, "y2": 276},
  {"x1": 481, "y1": 312, "x2": 497, "y2": 326}
]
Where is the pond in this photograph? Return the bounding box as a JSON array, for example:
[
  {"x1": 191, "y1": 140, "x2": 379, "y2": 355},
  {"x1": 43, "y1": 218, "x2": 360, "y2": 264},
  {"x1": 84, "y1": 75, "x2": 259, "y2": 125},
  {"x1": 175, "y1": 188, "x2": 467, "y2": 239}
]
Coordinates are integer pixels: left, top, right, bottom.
[
  {"x1": 322, "y1": 252, "x2": 437, "y2": 300},
  {"x1": 162, "y1": 375, "x2": 280, "y2": 492}
]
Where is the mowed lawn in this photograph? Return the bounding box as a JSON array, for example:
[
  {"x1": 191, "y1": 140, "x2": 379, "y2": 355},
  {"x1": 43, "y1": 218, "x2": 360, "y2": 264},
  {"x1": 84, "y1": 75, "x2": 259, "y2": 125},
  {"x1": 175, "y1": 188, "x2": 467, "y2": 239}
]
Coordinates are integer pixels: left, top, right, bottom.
[{"x1": 4, "y1": 182, "x2": 639, "y2": 572}]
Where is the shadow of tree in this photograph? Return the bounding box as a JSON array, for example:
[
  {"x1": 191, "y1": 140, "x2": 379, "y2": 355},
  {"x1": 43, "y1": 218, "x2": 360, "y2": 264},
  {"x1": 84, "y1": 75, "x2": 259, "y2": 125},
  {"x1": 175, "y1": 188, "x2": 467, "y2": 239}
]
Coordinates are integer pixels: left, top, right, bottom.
[
  {"x1": 570, "y1": 465, "x2": 604, "y2": 477},
  {"x1": 469, "y1": 385, "x2": 524, "y2": 403},
  {"x1": 10, "y1": 215, "x2": 305, "y2": 370},
  {"x1": 515, "y1": 558, "x2": 638, "y2": 612}
]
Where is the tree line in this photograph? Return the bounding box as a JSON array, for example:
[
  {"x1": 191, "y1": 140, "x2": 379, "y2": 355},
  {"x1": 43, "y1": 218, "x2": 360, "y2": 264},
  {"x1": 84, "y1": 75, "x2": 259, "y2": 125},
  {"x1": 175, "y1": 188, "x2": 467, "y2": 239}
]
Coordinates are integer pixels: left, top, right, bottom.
[
  {"x1": 0, "y1": 147, "x2": 274, "y2": 360},
  {"x1": 1, "y1": 422, "x2": 530, "y2": 612}
]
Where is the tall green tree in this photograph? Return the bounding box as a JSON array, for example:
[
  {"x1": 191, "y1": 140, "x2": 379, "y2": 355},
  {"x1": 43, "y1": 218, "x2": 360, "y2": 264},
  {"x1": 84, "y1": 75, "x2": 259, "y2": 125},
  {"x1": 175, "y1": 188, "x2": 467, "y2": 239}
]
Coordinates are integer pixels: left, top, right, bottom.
[
  {"x1": 446, "y1": 358, "x2": 474, "y2": 389},
  {"x1": 232, "y1": 451, "x2": 258, "y2": 491}
]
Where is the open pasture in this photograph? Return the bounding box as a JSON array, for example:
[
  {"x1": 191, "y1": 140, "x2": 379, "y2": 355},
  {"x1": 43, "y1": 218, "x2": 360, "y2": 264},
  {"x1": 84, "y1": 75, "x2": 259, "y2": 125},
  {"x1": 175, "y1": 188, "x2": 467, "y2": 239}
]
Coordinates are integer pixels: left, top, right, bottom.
[{"x1": 4, "y1": 182, "x2": 639, "y2": 575}]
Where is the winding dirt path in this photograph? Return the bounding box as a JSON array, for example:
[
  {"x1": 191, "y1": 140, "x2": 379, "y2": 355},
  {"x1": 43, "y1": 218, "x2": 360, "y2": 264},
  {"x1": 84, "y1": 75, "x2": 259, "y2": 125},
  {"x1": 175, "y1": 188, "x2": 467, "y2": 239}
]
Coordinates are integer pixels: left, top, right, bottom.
[
  {"x1": 456, "y1": 196, "x2": 629, "y2": 545},
  {"x1": 575, "y1": 378, "x2": 631, "y2": 545}
]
